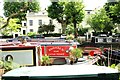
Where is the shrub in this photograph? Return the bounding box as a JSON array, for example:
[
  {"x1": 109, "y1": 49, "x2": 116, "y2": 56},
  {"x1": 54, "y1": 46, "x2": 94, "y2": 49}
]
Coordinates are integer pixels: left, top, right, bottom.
[{"x1": 66, "y1": 34, "x2": 74, "y2": 40}]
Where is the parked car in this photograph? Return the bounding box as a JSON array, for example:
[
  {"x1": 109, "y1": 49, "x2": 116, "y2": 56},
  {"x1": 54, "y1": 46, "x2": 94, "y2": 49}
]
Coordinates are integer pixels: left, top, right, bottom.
[
  {"x1": 113, "y1": 33, "x2": 120, "y2": 37},
  {"x1": 98, "y1": 34, "x2": 108, "y2": 37},
  {"x1": 60, "y1": 34, "x2": 67, "y2": 39},
  {"x1": 6, "y1": 36, "x2": 31, "y2": 42},
  {"x1": 83, "y1": 47, "x2": 102, "y2": 56},
  {"x1": 32, "y1": 34, "x2": 45, "y2": 39}
]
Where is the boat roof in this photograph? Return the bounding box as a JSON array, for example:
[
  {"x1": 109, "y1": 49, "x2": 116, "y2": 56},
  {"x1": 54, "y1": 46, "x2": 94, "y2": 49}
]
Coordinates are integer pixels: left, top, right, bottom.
[{"x1": 2, "y1": 65, "x2": 118, "y2": 78}]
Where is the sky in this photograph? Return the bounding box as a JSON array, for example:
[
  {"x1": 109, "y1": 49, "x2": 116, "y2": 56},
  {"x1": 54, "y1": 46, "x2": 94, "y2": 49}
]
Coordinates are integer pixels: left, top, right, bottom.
[
  {"x1": 0, "y1": 0, "x2": 107, "y2": 17},
  {"x1": 39, "y1": 0, "x2": 107, "y2": 10},
  {"x1": 83, "y1": 0, "x2": 107, "y2": 10}
]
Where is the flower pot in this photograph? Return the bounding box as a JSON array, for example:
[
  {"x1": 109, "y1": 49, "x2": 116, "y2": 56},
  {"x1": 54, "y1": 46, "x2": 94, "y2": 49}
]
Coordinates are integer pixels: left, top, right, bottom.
[
  {"x1": 70, "y1": 61, "x2": 74, "y2": 65},
  {"x1": 74, "y1": 58, "x2": 78, "y2": 63},
  {"x1": 0, "y1": 69, "x2": 5, "y2": 76}
]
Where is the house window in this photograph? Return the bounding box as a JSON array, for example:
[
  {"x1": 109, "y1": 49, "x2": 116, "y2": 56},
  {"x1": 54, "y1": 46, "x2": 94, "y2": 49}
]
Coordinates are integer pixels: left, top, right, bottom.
[
  {"x1": 87, "y1": 11, "x2": 90, "y2": 14},
  {"x1": 30, "y1": 29, "x2": 33, "y2": 32},
  {"x1": 23, "y1": 30, "x2": 26, "y2": 35},
  {"x1": 24, "y1": 23, "x2": 26, "y2": 26},
  {"x1": 59, "y1": 29, "x2": 62, "y2": 33},
  {"x1": 38, "y1": 20, "x2": 42, "y2": 26},
  {"x1": 29, "y1": 20, "x2": 33, "y2": 26},
  {"x1": 49, "y1": 19, "x2": 53, "y2": 25}
]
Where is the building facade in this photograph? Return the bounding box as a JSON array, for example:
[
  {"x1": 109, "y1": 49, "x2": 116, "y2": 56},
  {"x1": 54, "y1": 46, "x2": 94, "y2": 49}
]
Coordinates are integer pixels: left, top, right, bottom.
[{"x1": 21, "y1": 10, "x2": 62, "y2": 35}]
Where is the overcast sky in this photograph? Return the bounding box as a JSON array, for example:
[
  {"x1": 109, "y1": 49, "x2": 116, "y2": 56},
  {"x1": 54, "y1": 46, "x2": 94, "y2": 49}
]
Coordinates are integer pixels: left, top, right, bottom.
[
  {"x1": 83, "y1": 0, "x2": 107, "y2": 10},
  {"x1": 39, "y1": 0, "x2": 107, "y2": 10},
  {"x1": 0, "y1": 0, "x2": 107, "y2": 17}
]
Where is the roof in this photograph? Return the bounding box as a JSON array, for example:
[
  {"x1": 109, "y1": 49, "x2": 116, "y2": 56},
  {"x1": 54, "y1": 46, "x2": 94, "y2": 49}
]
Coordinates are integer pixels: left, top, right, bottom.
[{"x1": 3, "y1": 65, "x2": 118, "y2": 78}]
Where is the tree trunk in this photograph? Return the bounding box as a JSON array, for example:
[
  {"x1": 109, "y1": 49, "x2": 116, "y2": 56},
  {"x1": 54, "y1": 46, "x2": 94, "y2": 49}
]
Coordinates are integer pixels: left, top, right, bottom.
[
  {"x1": 73, "y1": 22, "x2": 77, "y2": 38},
  {"x1": 47, "y1": 31, "x2": 48, "y2": 34},
  {"x1": 61, "y1": 23, "x2": 66, "y2": 34}
]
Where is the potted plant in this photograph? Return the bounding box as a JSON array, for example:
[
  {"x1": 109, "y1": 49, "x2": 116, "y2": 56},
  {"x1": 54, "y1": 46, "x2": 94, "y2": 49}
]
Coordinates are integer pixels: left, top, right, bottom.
[
  {"x1": 0, "y1": 55, "x2": 21, "y2": 76},
  {"x1": 69, "y1": 48, "x2": 83, "y2": 65},
  {"x1": 41, "y1": 55, "x2": 54, "y2": 66},
  {"x1": 3, "y1": 55, "x2": 20, "y2": 72},
  {"x1": 0, "y1": 60, "x2": 4, "y2": 76}
]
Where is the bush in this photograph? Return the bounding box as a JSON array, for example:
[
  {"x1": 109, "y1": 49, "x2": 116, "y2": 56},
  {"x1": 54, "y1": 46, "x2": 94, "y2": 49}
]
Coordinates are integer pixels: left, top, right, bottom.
[
  {"x1": 66, "y1": 34, "x2": 74, "y2": 40},
  {"x1": 27, "y1": 32, "x2": 36, "y2": 37}
]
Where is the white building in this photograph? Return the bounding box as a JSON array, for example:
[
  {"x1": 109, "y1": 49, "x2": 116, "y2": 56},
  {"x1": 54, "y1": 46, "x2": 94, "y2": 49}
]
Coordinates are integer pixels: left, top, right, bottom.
[{"x1": 21, "y1": 10, "x2": 62, "y2": 35}]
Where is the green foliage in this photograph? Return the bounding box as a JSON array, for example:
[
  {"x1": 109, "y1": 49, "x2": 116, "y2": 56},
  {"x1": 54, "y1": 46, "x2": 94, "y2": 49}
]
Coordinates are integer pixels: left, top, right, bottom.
[
  {"x1": 8, "y1": 18, "x2": 21, "y2": 31},
  {"x1": 47, "y1": 1, "x2": 85, "y2": 36},
  {"x1": 0, "y1": 60, "x2": 4, "y2": 69},
  {"x1": 109, "y1": 64, "x2": 116, "y2": 69},
  {"x1": 27, "y1": 32, "x2": 36, "y2": 37},
  {"x1": 65, "y1": 2, "x2": 85, "y2": 38},
  {"x1": 41, "y1": 55, "x2": 51, "y2": 66},
  {"x1": 109, "y1": 2, "x2": 120, "y2": 24},
  {"x1": 104, "y1": 1, "x2": 120, "y2": 24},
  {"x1": 76, "y1": 37, "x2": 85, "y2": 44},
  {"x1": 68, "y1": 48, "x2": 83, "y2": 65},
  {"x1": 47, "y1": 2, "x2": 66, "y2": 34},
  {"x1": 38, "y1": 24, "x2": 55, "y2": 34},
  {"x1": 66, "y1": 34, "x2": 74, "y2": 40},
  {"x1": 0, "y1": 17, "x2": 6, "y2": 28},
  {"x1": 27, "y1": 1, "x2": 40, "y2": 12},
  {"x1": 47, "y1": 2, "x2": 64, "y2": 21},
  {"x1": 65, "y1": 2, "x2": 84, "y2": 24},
  {"x1": 78, "y1": 27, "x2": 88, "y2": 36},
  {"x1": 1, "y1": 0, "x2": 40, "y2": 31},
  {"x1": 115, "y1": 63, "x2": 120, "y2": 72},
  {"x1": 109, "y1": 63, "x2": 120, "y2": 72},
  {"x1": 3, "y1": 61, "x2": 20, "y2": 71},
  {"x1": 3, "y1": 0, "x2": 40, "y2": 21},
  {"x1": 0, "y1": 59, "x2": 20, "y2": 71},
  {"x1": 1, "y1": 18, "x2": 21, "y2": 36},
  {"x1": 70, "y1": 48, "x2": 83, "y2": 58},
  {"x1": 42, "y1": 55, "x2": 50, "y2": 62},
  {"x1": 87, "y1": 8, "x2": 115, "y2": 32},
  {"x1": 66, "y1": 24, "x2": 74, "y2": 34}
]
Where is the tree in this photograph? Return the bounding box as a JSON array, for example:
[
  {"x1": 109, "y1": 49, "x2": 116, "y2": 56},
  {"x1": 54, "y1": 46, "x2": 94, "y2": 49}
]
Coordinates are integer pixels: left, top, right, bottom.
[
  {"x1": 38, "y1": 24, "x2": 55, "y2": 34},
  {"x1": 1, "y1": 0, "x2": 40, "y2": 30},
  {"x1": 4, "y1": 1, "x2": 40, "y2": 20},
  {"x1": 66, "y1": 24, "x2": 74, "y2": 35},
  {"x1": 104, "y1": 1, "x2": 120, "y2": 24},
  {"x1": 1, "y1": 18, "x2": 21, "y2": 36},
  {"x1": 47, "y1": 2, "x2": 66, "y2": 34},
  {"x1": 87, "y1": 8, "x2": 115, "y2": 33},
  {"x1": 0, "y1": 17, "x2": 6, "y2": 28},
  {"x1": 65, "y1": 2, "x2": 85, "y2": 38},
  {"x1": 78, "y1": 27, "x2": 88, "y2": 36},
  {"x1": 47, "y1": 1, "x2": 85, "y2": 38}
]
